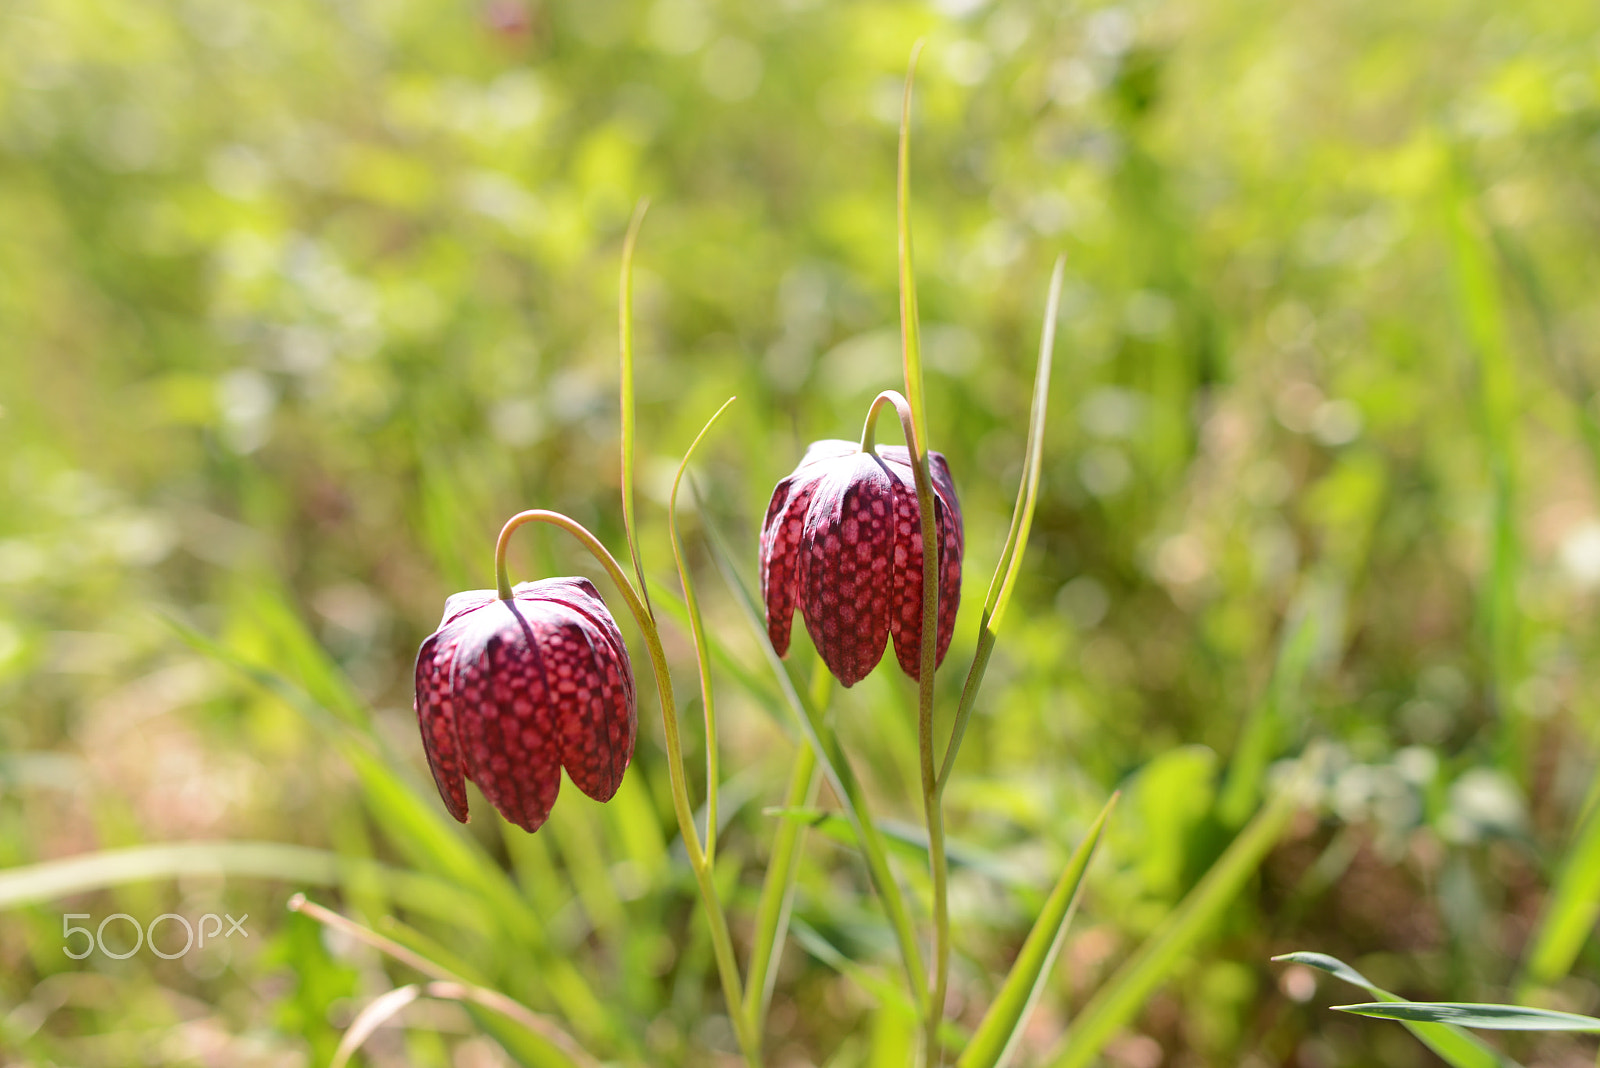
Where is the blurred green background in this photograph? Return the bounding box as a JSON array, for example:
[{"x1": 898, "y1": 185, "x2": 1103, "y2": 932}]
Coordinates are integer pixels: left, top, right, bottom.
[{"x1": 5, "y1": 0, "x2": 1600, "y2": 1064}]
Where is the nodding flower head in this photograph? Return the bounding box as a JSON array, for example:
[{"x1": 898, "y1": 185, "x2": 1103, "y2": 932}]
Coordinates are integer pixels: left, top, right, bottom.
[
  {"x1": 760, "y1": 439, "x2": 963, "y2": 687},
  {"x1": 414, "y1": 577, "x2": 636, "y2": 833}
]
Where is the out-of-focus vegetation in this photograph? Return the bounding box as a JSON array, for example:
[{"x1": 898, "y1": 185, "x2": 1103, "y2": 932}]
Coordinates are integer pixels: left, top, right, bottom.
[{"x1": 5, "y1": 0, "x2": 1600, "y2": 1064}]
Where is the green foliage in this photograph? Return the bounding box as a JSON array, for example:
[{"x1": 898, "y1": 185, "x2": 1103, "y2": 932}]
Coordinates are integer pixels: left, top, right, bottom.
[{"x1": 6, "y1": 0, "x2": 1600, "y2": 1064}]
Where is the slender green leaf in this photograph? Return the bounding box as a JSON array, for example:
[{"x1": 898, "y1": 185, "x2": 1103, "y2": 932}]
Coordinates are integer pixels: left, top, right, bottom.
[
  {"x1": 1274, "y1": 952, "x2": 1520, "y2": 1068},
  {"x1": 647, "y1": 577, "x2": 786, "y2": 728},
  {"x1": 1048, "y1": 785, "x2": 1300, "y2": 1068},
  {"x1": 293, "y1": 896, "x2": 598, "y2": 1068},
  {"x1": 745, "y1": 740, "x2": 820, "y2": 1032},
  {"x1": 701, "y1": 510, "x2": 929, "y2": 1013},
  {"x1": 939, "y1": 256, "x2": 1065, "y2": 791},
  {"x1": 1217, "y1": 583, "x2": 1326, "y2": 827},
  {"x1": 980, "y1": 254, "x2": 1065, "y2": 633},
  {"x1": 1519, "y1": 797, "x2": 1600, "y2": 992},
  {"x1": 791, "y1": 919, "x2": 969, "y2": 1054},
  {"x1": 958, "y1": 793, "x2": 1118, "y2": 1068},
  {"x1": 1445, "y1": 163, "x2": 1520, "y2": 753},
  {"x1": 763, "y1": 807, "x2": 1031, "y2": 889},
  {"x1": 1335, "y1": 1003, "x2": 1600, "y2": 1033},
  {"x1": 618, "y1": 199, "x2": 652, "y2": 616},
  {"x1": 171, "y1": 615, "x2": 612, "y2": 1038},
  {"x1": 667, "y1": 396, "x2": 738, "y2": 862},
  {"x1": 0, "y1": 841, "x2": 471, "y2": 922},
  {"x1": 895, "y1": 40, "x2": 928, "y2": 453}
]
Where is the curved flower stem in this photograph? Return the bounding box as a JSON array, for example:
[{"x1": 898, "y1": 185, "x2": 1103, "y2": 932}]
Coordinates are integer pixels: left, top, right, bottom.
[
  {"x1": 494, "y1": 509, "x2": 762, "y2": 1067},
  {"x1": 862, "y1": 387, "x2": 948, "y2": 1063}
]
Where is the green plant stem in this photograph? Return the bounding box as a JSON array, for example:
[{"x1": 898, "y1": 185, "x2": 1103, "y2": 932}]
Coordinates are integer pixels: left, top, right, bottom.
[
  {"x1": 861, "y1": 386, "x2": 944, "y2": 1058},
  {"x1": 702, "y1": 509, "x2": 929, "y2": 1014},
  {"x1": 744, "y1": 663, "x2": 829, "y2": 1038},
  {"x1": 892, "y1": 41, "x2": 945, "y2": 1063},
  {"x1": 493, "y1": 509, "x2": 762, "y2": 1067},
  {"x1": 668, "y1": 397, "x2": 737, "y2": 863}
]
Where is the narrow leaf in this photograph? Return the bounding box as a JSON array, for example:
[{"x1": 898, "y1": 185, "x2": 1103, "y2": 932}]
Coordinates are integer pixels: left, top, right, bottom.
[
  {"x1": 896, "y1": 39, "x2": 929, "y2": 452},
  {"x1": 332, "y1": 985, "x2": 423, "y2": 1068},
  {"x1": 1048, "y1": 786, "x2": 1299, "y2": 1068},
  {"x1": 1334, "y1": 1003, "x2": 1600, "y2": 1033},
  {"x1": 939, "y1": 257, "x2": 1065, "y2": 791},
  {"x1": 1519, "y1": 800, "x2": 1600, "y2": 991},
  {"x1": 701, "y1": 509, "x2": 929, "y2": 1013},
  {"x1": 763, "y1": 807, "x2": 1031, "y2": 889},
  {"x1": 958, "y1": 792, "x2": 1118, "y2": 1068},
  {"x1": 1274, "y1": 952, "x2": 1520, "y2": 1068},
  {"x1": 295, "y1": 897, "x2": 599, "y2": 1068},
  {"x1": 744, "y1": 743, "x2": 820, "y2": 1032},
  {"x1": 667, "y1": 396, "x2": 738, "y2": 861},
  {"x1": 174, "y1": 616, "x2": 612, "y2": 1038},
  {"x1": 618, "y1": 199, "x2": 653, "y2": 615},
  {"x1": 0, "y1": 841, "x2": 470, "y2": 922},
  {"x1": 791, "y1": 919, "x2": 969, "y2": 1054}
]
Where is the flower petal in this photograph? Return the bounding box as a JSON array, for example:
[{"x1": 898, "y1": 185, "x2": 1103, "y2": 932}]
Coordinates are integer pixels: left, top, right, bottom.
[
  {"x1": 450, "y1": 603, "x2": 563, "y2": 833},
  {"x1": 526, "y1": 600, "x2": 631, "y2": 803},
  {"x1": 760, "y1": 473, "x2": 818, "y2": 658},
  {"x1": 886, "y1": 450, "x2": 964, "y2": 680},
  {"x1": 799, "y1": 453, "x2": 894, "y2": 687},
  {"x1": 931, "y1": 453, "x2": 964, "y2": 669},
  {"x1": 529, "y1": 579, "x2": 636, "y2": 795},
  {"x1": 414, "y1": 633, "x2": 470, "y2": 823}
]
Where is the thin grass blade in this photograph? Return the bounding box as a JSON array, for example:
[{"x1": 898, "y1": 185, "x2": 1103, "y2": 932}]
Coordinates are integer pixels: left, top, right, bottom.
[
  {"x1": 0, "y1": 841, "x2": 470, "y2": 922},
  {"x1": 1335, "y1": 1003, "x2": 1600, "y2": 1033},
  {"x1": 332, "y1": 985, "x2": 423, "y2": 1068},
  {"x1": 1273, "y1": 952, "x2": 1520, "y2": 1068},
  {"x1": 1444, "y1": 164, "x2": 1520, "y2": 759},
  {"x1": 745, "y1": 741, "x2": 820, "y2": 1032},
  {"x1": 958, "y1": 793, "x2": 1117, "y2": 1068},
  {"x1": 1047, "y1": 785, "x2": 1299, "y2": 1068},
  {"x1": 939, "y1": 256, "x2": 1065, "y2": 791},
  {"x1": 701, "y1": 509, "x2": 929, "y2": 1013},
  {"x1": 293, "y1": 896, "x2": 599, "y2": 1068},
  {"x1": 668, "y1": 396, "x2": 738, "y2": 861},
  {"x1": 763, "y1": 807, "x2": 1030, "y2": 889},
  {"x1": 173, "y1": 617, "x2": 612, "y2": 1037},
  {"x1": 618, "y1": 199, "x2": 653, "y2": 615},
  {"x1": 896, "y1": 39, "x2": 928, "y2": 451},
  {"x1": 1519, "y1": 800, "x2": 1600, "y2": 993},
  {"x1": 648, "y1": 577, "x2": 787, "y2": 728}
]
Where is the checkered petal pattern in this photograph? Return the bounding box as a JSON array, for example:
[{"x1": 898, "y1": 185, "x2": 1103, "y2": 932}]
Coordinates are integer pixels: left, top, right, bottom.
[
  {"x1": 760, "y1": 439, "x2": 963, "y2": 688},
  {"x1": 413, "y1": 578, "x2": 636, "y2": 833}
]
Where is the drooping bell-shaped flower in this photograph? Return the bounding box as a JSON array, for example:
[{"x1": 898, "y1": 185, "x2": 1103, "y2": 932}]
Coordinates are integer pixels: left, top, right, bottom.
[
  {"x1": 414, "y1": 577, "x2": 636, "y2": 833},
  {"x1": 760, "y1": 439, "x2": 963, "y2": 687}
]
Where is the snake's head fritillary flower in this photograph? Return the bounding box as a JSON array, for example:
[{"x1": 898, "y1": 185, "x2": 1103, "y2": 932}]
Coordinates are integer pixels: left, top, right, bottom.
[
  {"x1": 760, "y1": 439, "x2": 963, "y2": 687},
  {"x1": 414, "y1": 577, "x2": 636, "y2": 833}
]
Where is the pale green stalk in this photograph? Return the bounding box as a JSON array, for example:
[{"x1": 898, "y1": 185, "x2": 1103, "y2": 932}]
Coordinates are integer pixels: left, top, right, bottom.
[
  {"x1": 744, "y1": 663, "x2": 829, "y2": 1037},
  {"x1": 619, "y1": 200, "x2": 653, "y2": 615},
  {"x1": 701, "y1": 511, "x2": 930, "y2": 1014},
  {"x1": 891, "y1": 41, "x2": 948, "y2": 1065},
  {"x1": 668, "y1": 396, "x2": 738, "y2": 862},
  {"x1": 494, "y1": 510, "x2": 762, "y2": 1067}
]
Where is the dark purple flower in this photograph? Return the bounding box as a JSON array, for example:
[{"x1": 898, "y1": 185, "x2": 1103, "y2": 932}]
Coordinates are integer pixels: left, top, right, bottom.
[
  {"x1": 414, "y1": 577, "x2": 636, "y2": 833},
  {"x1": 760, "y1": 440, "x2": 963, "y2": 687}
]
